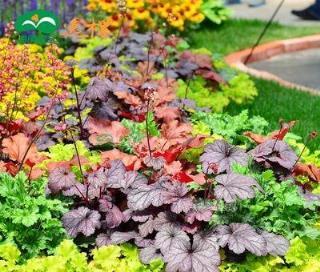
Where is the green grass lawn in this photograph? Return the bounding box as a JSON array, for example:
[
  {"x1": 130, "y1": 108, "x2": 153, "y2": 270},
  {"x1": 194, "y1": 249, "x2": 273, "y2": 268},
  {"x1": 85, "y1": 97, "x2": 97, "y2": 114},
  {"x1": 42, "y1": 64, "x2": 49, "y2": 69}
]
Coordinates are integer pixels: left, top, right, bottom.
[
  {"x1": 188, "y1": 19, "x2": 320, "y2": 150},
  {"x1": 226, "y1": 78, "x2": 320, "y2": 150},
  {"x1": 187, "y1": 19, "x2": 320, "y2": 56}
]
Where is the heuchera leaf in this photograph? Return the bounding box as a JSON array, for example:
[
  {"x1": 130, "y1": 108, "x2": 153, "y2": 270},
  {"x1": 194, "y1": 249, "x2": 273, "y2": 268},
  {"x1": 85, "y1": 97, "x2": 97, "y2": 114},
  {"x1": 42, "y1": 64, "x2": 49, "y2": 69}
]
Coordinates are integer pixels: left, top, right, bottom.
[
  {"x1": 96, "y1": 232, "x2": 112, "y2": 247},
  {"x1": 154, "y1": 225, "x2": 189, "y2": 254},
  {"x1": 172, "y1": 171, "x2": 194, "y2": 183},
  {"x1": 87, "y1": 167, "x2": 107, "y2": 188},
  {"x1": 260, "y1": 231, "x2": 290, "y2": 256},
  {"x1": 214, "y1": 223, "x2": 266, "y2": 256},
  {"x1": 138, "y1": 217, "x2": 156, "y2": 238},
  {"x1": 62, "y1": 207, "x2": 101, "y2": 237},
  {"x1": 103, "y1": 205, "x2": 123, "y2": 229},
  {"x1": 164, "y1": 232, "x2": 220, "y2": 272},
  {"x1": 214, "y1": 173, "x2": 262, "y2": 203},
  {"x1": 139, "y1": 245, "x2": 162, "y2": 264},
  {"x1": 127, "y1": 182, "x2": 169, "y2": 211},
  {"x1": 200, "y1": 140, "x2": 248, "y2": 174},
  {"x1": 105, "y1": 160, "x2": 126, "y2": 188},
  {"x1": 185, "y1": 203, "x2": 215, "y2": 224},
  {"x1": 48, "y1": 167, "x2": 76, "y2": 193},
  {"x1": 110, "y1": 231, "x2": 138, "y2": 244},
  {"x1": 86, "y1": 77, "x2": 113, "y2": 101},
  {"x1": 162, "y1": 182, "x2": 193, "y2": 214},
  {"x1": 251, "y1": 140, "x2": 298, "y2": 170},
  {"x1": 63, "y1": 183, "x2": 100, "y2": 200},
  {"x1": 2, "y1": 133, "x2": 42, "y2": 164},
  {"x1": 153, "y1": 212, "x2": 178, "y2": 231}
]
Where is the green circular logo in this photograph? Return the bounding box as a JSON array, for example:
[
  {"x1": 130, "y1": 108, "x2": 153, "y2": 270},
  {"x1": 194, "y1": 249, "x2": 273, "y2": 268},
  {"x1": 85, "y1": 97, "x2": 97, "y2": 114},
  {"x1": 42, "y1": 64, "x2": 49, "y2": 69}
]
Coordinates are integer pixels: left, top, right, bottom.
[{"x1": 15, "y1": 10, "x2": 60, "y2": 45}]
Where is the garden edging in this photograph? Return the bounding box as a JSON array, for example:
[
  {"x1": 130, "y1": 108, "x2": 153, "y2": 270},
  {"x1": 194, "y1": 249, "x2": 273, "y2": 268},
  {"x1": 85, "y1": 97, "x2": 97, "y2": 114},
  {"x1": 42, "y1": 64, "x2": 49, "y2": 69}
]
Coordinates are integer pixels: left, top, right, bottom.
[{"x1": 225, "y1": 34, "x2": 320, "y2": 95}]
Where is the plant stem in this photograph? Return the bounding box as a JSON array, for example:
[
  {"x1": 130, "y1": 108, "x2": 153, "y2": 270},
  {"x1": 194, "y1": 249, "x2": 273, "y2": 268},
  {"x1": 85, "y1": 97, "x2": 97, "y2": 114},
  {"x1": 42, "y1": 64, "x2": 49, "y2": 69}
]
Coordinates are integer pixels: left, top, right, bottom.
[
  {"x1": 145, "y1": 98, "x2": 152, "y2": 157},
  {"x1": 18, "y1": 102, "x2": 54, "y2": 171},
  {"x1": 71, "y1": 69, "x2": 84, "y2": 139}
]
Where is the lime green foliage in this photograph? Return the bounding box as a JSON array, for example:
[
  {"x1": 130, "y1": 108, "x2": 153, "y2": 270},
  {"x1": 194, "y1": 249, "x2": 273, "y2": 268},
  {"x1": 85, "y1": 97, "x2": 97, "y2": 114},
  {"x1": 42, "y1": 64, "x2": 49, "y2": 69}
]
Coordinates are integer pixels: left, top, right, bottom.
[
  {"x1": 201, "y1": 0, "x2": 231, "y2": 25},
  {"x1": 285, "y1": 133, "x2": 320, "y2": 167},
  {"x1": 0, "y1": 240, "x2": 164, "y2": 272},
  {"x1": 220, "y1": 237, "x2": 320, "y2": 272},
  {"x1": 119, "y1": 114, "x2": 160, "y2": 153},
  {"x1": 177, "y1": 74, "x2": 257, "y2": 112},
  {"x1": 90, "y1": 243, "x2": 164, "y2": 272},
  {"x1": 213, "y1": 168, "x2": 320, "y2": 240},
  {"x1": 220, "y1": 73, "x2": 257, "y2": 104},
  {"x1": 191, "y1": 110, "x2": 268, "y2": 145},
  {"x1": 42, "y1": 141, "x2": 101, "y2": 177},
  {"x1": 0, "y1": 172, "x2": 67, "y2": 260},
  {"x1": 177, "y1": 77, "x2": 229, "y2": 112},
  {"x1": 74, "y1": 37, "x2": 112, "y2": 61}
]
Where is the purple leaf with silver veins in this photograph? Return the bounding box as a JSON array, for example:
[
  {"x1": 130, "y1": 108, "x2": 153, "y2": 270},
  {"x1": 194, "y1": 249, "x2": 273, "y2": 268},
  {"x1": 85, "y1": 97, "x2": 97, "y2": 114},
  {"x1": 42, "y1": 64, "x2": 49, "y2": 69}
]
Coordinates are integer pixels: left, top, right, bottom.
[
  {"x1": 164, "y1": 233, "x2": 220, "y2": 272},
  {"x1": 200, "y1": 140, "x2": 248, "y2": 174},
  {"x1": 48, "y1": 167, "x2": 76, "y2": 193},
  {"x1": 214, "y1": 223, "x2": 267, "y2": 256},
  {"x1": 214, "y1": 173, "x2": 262, "y2": 203},
  {"x1": 62, "y1": 207, "x2": 101, "y2": 237},
  {"x1": 155, "y1": 225, "x2": 190, "y2": 254}
]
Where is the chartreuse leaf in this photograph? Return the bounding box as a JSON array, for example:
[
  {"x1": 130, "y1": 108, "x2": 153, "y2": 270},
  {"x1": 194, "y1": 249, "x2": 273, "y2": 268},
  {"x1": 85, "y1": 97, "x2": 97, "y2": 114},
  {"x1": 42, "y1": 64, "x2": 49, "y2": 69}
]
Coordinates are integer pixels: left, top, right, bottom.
[
  {"x1": 177, "y1": 77, "x2": 229, "y2": 112},
  {"x1": 0, "y1": 241, "x2": 164, "y2": 271},
  {"x1": 0, "y1": 243, "x2": 21, "y2": 263}
]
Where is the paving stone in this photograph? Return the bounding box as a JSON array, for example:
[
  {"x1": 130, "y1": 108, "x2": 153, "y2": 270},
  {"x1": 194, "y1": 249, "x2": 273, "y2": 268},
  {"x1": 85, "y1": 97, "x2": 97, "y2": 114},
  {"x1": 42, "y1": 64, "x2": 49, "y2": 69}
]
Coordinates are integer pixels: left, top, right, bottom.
[
  {"x1": 229, "y1": 0, "x2": 320, "y2": 26},
  {"x1": 248, "y1": 48, "x2": 320, "y2": 90}
]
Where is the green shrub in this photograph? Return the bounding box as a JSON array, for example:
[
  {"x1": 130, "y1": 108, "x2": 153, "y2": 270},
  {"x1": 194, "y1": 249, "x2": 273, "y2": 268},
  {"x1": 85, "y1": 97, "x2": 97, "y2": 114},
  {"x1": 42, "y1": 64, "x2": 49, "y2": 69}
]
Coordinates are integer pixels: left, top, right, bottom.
[{"x1": 0, "y1": 172, "x2": 68, "y2": 260}]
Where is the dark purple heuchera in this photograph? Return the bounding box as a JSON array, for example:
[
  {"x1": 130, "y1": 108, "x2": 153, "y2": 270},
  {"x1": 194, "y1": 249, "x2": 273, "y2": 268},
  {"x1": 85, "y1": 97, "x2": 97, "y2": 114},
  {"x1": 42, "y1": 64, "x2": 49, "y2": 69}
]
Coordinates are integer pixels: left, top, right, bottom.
[
  {"x1": 200, "y1": 140, "x2": 249, "y2": 174},
  {"x1": 214, "y1": 173, "x2": 262, "y2": 203},
  {"x1": 250, "y1": 139, "x2": 298, "y2": 170},
  {"x1": 50, "y1": 157, "x2": 289, "y2": 271}
]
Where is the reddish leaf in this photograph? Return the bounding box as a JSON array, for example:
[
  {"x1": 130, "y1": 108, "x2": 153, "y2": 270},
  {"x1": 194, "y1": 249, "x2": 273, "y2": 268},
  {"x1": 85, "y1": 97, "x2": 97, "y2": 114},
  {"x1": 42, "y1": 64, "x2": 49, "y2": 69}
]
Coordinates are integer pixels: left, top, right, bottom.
[
  {"x1": 173, "y1": 172, "x2": 193, "y2": 183},
  {"x1": 101, "y1": 149, "x2": 142, "y2": 170},
  {"x1": 293, "y1": 163, "x2": 320, "y2": 183},
  {"x1": 161, "y1": 120, "x2": 192, "y2": 144},
  {"x1": 244, "y1": 121, "x2": 296, "y2": 144},
  {"x1": 114, "y1": 91, "x2": 142, "y2": 106},
  {"x1": 2, "y1": 133, "x2": 44, "y2": 165},
  {"x1": 87, "y1": 117, "x2": 129, "y2": 145},
  {"x1": 119, "y1": 111, "x2": 146, "y2": 122},
  {"x1": 154, "y1": 146, "x2": 184, "y2": 164},
  {"x1": 154, "y1": 106, "x2": 180, "y2": 123}
]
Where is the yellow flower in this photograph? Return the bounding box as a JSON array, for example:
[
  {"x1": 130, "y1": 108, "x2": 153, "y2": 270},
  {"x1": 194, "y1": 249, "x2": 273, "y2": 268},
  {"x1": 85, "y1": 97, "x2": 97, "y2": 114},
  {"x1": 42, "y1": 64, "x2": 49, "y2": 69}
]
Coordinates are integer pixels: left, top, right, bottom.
[
  {"x1": 132, "y1": 7, "x2": 150, "y2": 20},
  {"x1": 127, "y1": 0, "x2": 144, "y2": 9},
  {"x1": 188, "y1": 12, "x2": 205, "y2": 23}
]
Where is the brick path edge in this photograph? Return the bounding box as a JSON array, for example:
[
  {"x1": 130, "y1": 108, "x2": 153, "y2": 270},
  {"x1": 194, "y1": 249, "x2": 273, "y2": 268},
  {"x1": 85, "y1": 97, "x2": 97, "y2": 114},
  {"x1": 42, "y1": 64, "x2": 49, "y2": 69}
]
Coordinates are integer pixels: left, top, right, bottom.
[{"x1": 224, "y1": 35, "x2": 320, "y2": 95}]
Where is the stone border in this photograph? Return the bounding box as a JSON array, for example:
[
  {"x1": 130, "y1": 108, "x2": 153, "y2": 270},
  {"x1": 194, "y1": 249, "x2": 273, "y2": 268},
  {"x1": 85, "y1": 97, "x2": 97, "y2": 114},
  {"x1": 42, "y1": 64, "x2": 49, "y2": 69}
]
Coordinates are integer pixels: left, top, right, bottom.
[{"x1": 225, "y1": 35, "x2": 320, "y2": 95}]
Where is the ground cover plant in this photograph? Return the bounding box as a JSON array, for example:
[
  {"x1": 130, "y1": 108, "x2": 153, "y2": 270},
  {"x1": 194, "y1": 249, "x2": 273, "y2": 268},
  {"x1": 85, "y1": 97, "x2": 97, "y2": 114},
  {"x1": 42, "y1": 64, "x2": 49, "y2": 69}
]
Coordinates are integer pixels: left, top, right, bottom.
[
  {"x1": 0, "y1": 5, "x2": 320, "y2": 272},
  {"x1": 187, "y1": 19, "x2": 320, "y2": 151}
]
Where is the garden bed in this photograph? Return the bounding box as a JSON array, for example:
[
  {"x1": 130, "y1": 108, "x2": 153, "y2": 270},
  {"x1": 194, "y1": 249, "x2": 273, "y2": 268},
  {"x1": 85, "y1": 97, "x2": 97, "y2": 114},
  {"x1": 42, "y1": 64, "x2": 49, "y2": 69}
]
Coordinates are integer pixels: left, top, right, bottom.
[{"x1": 0, "y1": 2, "x2": 320, "y2": 272}]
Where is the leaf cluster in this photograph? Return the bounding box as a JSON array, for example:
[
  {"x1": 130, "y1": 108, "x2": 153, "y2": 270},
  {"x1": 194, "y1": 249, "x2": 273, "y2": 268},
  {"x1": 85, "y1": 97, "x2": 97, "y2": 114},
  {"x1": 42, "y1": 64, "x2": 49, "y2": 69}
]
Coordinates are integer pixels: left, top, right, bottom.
[
  {"x1": 0, "y1": 172, "x2": 68, "y2": 260},
  {"x1": 213, "y1": 167, "x2": 320, "y2": 240},
  {"x1": 0, "y1": 240, "x2": 164, "y2": 272},
  {"x1": 220, "y1": 236, "x2": 320, "y2": 272},
  {"x1": 191, "y1": 109, "x2": 268, "y2": 145}
]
